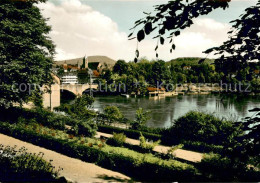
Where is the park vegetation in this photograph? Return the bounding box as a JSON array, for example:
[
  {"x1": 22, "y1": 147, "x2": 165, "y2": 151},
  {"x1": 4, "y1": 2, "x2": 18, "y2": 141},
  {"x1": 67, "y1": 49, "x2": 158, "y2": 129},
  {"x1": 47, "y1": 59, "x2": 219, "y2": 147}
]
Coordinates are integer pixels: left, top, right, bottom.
[
  {"x1": 0, "y1": 144, "x2": 65, "y2": 182},
  {"x1": 0, "y1": 0, "x2": 259, "y2": 181}
]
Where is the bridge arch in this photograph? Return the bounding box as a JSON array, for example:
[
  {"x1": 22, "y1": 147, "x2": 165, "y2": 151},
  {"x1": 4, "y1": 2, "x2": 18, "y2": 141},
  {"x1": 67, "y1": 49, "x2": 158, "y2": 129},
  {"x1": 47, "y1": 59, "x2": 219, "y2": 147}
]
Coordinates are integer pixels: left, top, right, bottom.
[
  {"x1": 60, "y1": 89, "x2": 77, "y2": 102},
  {"x1": 60, "y1": 84, "x2": 99, "y2": 96}
]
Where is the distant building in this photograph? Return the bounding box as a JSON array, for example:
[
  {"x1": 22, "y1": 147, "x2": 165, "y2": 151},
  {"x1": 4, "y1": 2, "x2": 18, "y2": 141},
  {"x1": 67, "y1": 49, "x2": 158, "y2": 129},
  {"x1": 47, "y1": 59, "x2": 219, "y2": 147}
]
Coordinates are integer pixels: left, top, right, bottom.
[
  {"x1": 62, "y1": 64, "x2": 80, "y2": 72},
  {"x1": 54, "y1": 56, "x2": 115, "y2": 84},
  {"x1": 61, "y1": 75, "x2": 78, "y2": 84},
  {"x1": 183, "y1": 66, "x2": 192, "y2": 70},
  {"x1": 54, "y1": 55, "x2": 116, "y2": 70},
  {"x1": 147, "y1": 87, "x2": 166, "y2": 92}
]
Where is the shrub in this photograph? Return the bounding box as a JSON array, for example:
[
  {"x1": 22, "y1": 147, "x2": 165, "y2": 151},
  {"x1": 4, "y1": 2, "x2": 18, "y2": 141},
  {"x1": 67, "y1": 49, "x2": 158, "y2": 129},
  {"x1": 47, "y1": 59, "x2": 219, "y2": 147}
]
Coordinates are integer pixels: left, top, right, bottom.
[
  {"x1": 137, "y1": 125, "x2": 166, "y2": 135},
  {"x1": 77, "y1": 120, "x2": 97, "y2": 137},
  {"x1": 139, "y1": 133, "x2": 161, "y2": 152},
  {"x1": 0, "y1": 106, "x2": 97, "y2": 137},
  {"x1": 160, "y1": 144, "x2": 184, "y2": 160},
  {"x1": 132, "y1": 108, "x2": 151, "y2": 129},
  {"x1": 103, "y1": 106, "x2": 123, "y2": 124},
  {"x1": 0, "y1": 122, "x2": 201, "y2": 182},
  {"x1": 162, "y1": 111, "x2": 241, "y2": 146},
  {"x1": 182, "y1": 141, "x2": 223, "y2": 153},
  {"x1": 54, "y1": 103, "x2": 73, "y2": 115},
  {"x1": 0, "y1": 144, "x2": 65, "y2": 182},
  {"x1": 107, "y1": 133, "x2": 126, "y2": 147},
  {"x1": 199, "y1": 153, "x2": 233, "y2": 181},
  {"x1": 55, "y1": 95, "x2": 96, "y2": 120},
  {"x1": 98, "y1": 125, "x2": 161, "y2": 141}
]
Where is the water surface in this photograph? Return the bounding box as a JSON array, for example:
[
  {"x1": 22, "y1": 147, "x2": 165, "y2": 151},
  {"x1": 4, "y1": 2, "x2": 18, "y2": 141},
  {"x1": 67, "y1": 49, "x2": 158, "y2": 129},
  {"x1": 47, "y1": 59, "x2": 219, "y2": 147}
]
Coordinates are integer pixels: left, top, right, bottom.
[{"x1": 93, "y1": 94, "x2": 260, "y2": 128}]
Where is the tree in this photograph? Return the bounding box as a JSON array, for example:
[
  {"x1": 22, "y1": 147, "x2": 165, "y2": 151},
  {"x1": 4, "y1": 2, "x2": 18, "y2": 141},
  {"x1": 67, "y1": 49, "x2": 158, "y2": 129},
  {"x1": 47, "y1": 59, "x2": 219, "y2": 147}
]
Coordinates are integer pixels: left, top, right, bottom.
[
  {"x1": 151, "y1": 60, "x2": 167, "y2": 85},
  {"x1": 129, "y1": 0, "x2": 230, "y2": 60},
  {"x1": 57, "y1": 67, "x2": 64, "y2": 77},
  {"x1": 101, "y1": 69, "x2": 113, "y2": 84},
  {"x1": 104, "y1": 105, "x2": 123, "y2": 124},
  {"x1": 0, "y1": 0, "x2": 55, "y2": 107},
  {"x1": 77, "y1": 69, "x2": 89, "y2": 84},
  {"x1": 113, "y1": 60, "x2": 129, "y2": 76},
  {"x1": 198, "y1": 73, "x2": 205, "y2": 83},
  {"x1": 164, "y1": 111, "x2": 241, "y2": 146},
  {"x1": 222, "y1": 108, "x2": 260, "y2": 179},
  {"x1": 132, "y1": 107, "x2": 151, "y2": 129},
  {"x1": 205, "y1": 1, "x2": 260, "y2": 74},
  {"x1": 130, "y1": 0, "x2": 260, "y2": 78},
  {"x1": 71, "y1": 94, "x2": 95, "y2": 119},
  {"x1": 177, "y1": 73, "x2": 186, "y2": 83}
]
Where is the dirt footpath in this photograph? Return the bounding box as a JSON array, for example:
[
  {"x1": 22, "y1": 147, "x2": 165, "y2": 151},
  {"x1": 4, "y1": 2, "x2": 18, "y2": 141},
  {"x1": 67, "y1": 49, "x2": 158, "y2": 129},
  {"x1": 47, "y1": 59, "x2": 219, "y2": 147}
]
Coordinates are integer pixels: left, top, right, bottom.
[
  {"x1": 0, "y1": 133, "x2": 130, "y2": 183},
  {"x1": 96, "y1": 132, "x2": 203, "y2": 163}
]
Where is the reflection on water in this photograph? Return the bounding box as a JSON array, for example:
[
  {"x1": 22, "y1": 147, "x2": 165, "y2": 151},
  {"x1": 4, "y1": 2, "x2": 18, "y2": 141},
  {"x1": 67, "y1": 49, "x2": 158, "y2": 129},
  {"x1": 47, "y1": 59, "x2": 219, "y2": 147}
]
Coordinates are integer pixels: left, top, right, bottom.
[{"x1": 93, "y1": 94, "x2": 260, "y2": 128}]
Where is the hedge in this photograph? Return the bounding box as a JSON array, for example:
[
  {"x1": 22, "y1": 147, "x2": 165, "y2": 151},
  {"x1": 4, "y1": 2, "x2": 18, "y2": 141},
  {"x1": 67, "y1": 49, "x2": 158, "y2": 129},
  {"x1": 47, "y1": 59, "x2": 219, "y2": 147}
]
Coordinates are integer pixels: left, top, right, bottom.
[
  {"x1": 98, "y1": 125, "x2": 223, "y2": 154},
  {"x1": 182, "y1": 141, "x2": 224, "y2": 154},
  {"x1": 0, "y1": 106, "x2": 97, "y2": 137},
  {"x1": 98, "y1": 125, "x2": 162, "y2": 141},
  {"x1": 0, "y1": 122, "x2": 203, "y2": 182}
]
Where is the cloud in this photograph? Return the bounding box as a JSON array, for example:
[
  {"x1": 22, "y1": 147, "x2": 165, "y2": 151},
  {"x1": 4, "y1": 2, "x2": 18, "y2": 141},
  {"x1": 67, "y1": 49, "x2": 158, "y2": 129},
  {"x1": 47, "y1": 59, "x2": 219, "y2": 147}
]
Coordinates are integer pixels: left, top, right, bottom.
[
  {"x1": 39, "y1": 0, "x2": 231, "y2": 61},
  {"x1": 39, "y1": 0, "x2": 132, "y2": 61},
  {"x1": 135, "y1": 18, "x2": 231, "y2": 60}
]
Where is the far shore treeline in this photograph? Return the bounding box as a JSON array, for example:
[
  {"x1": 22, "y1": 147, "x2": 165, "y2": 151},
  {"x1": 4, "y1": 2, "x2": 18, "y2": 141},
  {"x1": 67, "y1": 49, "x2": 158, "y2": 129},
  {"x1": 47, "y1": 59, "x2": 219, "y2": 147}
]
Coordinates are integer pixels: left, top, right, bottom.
[{"x1": 83, "y1": 57, "x2": 259, "y2": 94}]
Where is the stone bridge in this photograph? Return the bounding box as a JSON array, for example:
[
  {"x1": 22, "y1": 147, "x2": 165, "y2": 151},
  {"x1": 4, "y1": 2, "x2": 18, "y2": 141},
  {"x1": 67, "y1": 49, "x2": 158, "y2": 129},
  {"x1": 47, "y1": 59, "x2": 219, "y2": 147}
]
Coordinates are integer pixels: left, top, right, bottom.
[{"x1": 60, "y1": 84, "x2": 98, "y2": 96}]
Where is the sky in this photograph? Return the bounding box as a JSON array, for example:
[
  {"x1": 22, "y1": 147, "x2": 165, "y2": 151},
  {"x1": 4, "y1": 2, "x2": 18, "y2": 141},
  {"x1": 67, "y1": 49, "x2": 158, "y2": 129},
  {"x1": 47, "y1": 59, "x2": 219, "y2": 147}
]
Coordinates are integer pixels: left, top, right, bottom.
[{"x1": 38, "y1": 0, "x2": 258, "y2": 61}]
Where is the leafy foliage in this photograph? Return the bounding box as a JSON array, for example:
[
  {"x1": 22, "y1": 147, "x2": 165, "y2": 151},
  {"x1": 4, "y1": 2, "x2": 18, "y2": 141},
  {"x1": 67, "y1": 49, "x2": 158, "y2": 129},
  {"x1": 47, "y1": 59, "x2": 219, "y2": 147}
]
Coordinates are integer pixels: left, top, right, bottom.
[
  {"x1": 56, "y1": 94, "x2": 96, "y2": 120},
  {"x1": 223, "y1": 107, "x2": 260, "y2": 173},
  {"x1": 130, "y1": 0, "x2": 230, "y2": 59},
  {"x1": 113, "y1": 60, "x2": 129, "y2": 76},
  {"x1": 0, "y1": 144, "x2": 64, "y2": 182},
  {"x1": 0, "y1": 106, "x2": 97, "y2": 137},
  {"x1": 204, "y1": 1, "x2": 260, "y2": 75},
  {"x1": 97, "y1": 125, "x2": 162, "y2": 142},
  {"x1": 0, "y1": 121, "x2": 199, "y2": 182},
  {"x1": 104, "y1": 105, "x2": 123, "y2": 123},
  {"x1": 77, "y1": 69, "x2": 90, "y2": 84},
  {"x1": 139, "y1": 132, "x2": 161, "y2": 152},
  {"x1": 163, "y1": 111, "x2": 241, "y2": 146},
  {"x1": 132, "y1": 107, "x2": 151, "y2": 129},
  {"x1": 107, "y1": 132, "x2": 126, "y2": 147},
  {"x1": 0, "y1": 0, "x2": 55, "y2": 106}
]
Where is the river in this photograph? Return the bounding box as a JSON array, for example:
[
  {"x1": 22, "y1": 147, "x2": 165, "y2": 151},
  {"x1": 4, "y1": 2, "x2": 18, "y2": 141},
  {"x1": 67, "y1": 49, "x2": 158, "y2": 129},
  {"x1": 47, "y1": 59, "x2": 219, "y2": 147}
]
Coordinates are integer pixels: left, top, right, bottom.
[{"x1": 93, "y1": 94, "x2": 260, "y2": 128}]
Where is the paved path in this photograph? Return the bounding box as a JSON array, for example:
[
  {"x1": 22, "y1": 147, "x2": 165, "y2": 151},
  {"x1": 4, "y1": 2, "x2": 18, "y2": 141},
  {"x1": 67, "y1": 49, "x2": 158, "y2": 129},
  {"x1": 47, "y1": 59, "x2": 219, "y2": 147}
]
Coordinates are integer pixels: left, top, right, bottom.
[
  {"x1": 96, "y1": 132, "x2": 203, "y2": 163},
  {"x1": 0, "y1": 134, "x2": 130, "y2": 183}
]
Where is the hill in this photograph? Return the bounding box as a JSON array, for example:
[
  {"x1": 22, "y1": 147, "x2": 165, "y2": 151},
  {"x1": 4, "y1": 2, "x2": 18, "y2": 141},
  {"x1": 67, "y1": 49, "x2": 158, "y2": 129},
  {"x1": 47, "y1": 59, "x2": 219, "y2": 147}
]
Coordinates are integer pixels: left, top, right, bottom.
[{"x1": 166, "y1": 57, "x2": 215, "y2": 66}]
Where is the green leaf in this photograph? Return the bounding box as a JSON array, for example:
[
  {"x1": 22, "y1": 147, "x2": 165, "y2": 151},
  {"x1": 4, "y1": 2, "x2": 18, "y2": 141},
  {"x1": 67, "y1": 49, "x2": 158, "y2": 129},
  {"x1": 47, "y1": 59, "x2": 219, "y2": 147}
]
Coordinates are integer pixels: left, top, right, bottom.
[
  {"x1": 137, "y1": 30, "x2": 145, "y2": 42},
  {"x1": 160, "y1": 37, "x2": 164, "y2": 45},
  {"x1": 144, "y1": 22, "x2": 152, "y2": 35},
  {"x1": 175, "y1": 31, "x2": 180, "y2": 36},
  {"x1": 249, "y1": 108, "x2": 260, "y2": 112},
  {"x1": 128, "y1": 32, "x2": 133, "y2": 38}
]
